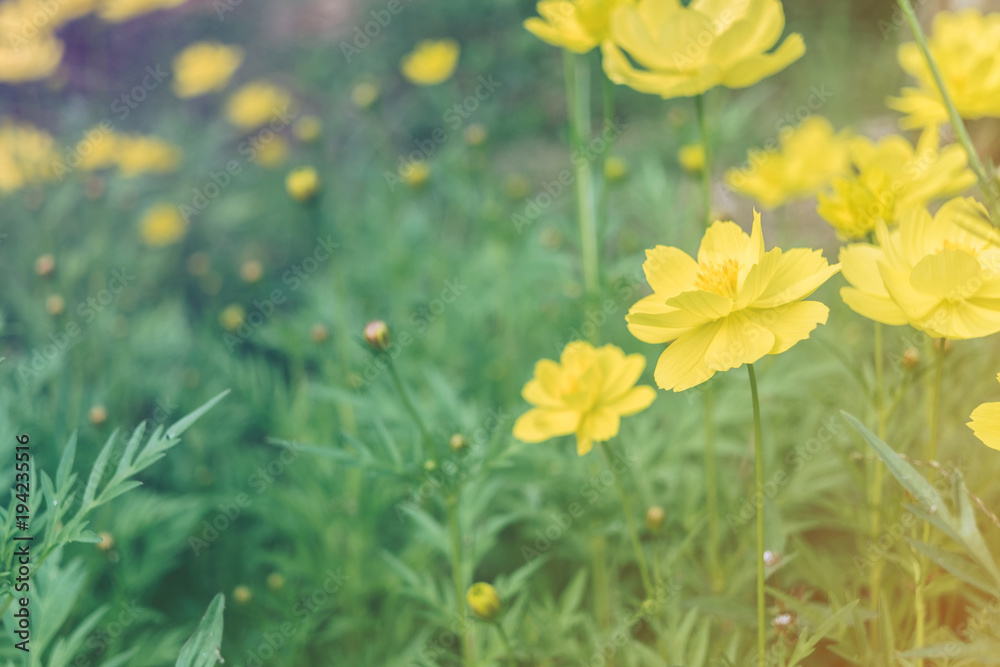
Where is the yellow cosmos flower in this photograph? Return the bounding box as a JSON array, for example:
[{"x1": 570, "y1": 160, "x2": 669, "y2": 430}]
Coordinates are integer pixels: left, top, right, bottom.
[
  {"x1": 627, "y1": 212, "x2": 840, "y2": 392},
  {"x1": 840, "y1": 197, "x2": 1000, "y2": 339},
  {"x1": 225, "y1": 81, "x2": 293, "y2": 131},
  {"x1": 888, "y1": 10, "x2": 1000, "y2": 129},
  {"x1": 0, "y1": 29, "x2": 63, "y2": 83},
  {"x1": 678, "y1": 143, "x2": 705, "y2": 174},
  {"x1": 140, "y1": 203, "x2": 186, "y2": 246},
  {"x1": 400, "y1": 39, "x2": 459, "y2": 86},
  {"x1": 285, "y1": 166, "x2": 320, "y2": 202},
  {"x1": 725, "y1": 116, "x2": 852, "y2": 209},
  {"x1": 969, "y1": 373, "x2": 1000, "y2": 451},
  {"x1": 98, "y1": 0, "x2": 189, "y2": 22},
  {"x1": 0, "y1": 120, "x2": 59, "y2": 192},
  {"x1": 513, "y1": 341, "x2": 656, "y2": 456},
  {"x1": 115, "y1": 135, "x2": 182, "y2": 176},
  {"x1": 524, "y1": 0, "x2": 631, "y2": 53},
  {"x1": 817, "y1": 128, "x2": 976, "y2": 240},
  {"x1": 172, "y1": 42, "x2": 243, "y2": 98},
  {"x1": 602, "y1": 0, "x2": 804, "y2": 99}
]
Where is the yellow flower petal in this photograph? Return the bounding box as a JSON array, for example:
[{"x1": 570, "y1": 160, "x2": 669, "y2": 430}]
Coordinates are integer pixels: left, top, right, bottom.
[
  {"x1": 756, "y1": 300, "x2": 829, "y2": 355},
  {"x1": 970, "y1": 401, "x2": 1000, "y2": 451},
  {"x1": 513, "y1": 408, "x2": 579, "y2": 443},
  {"x1": 642, "y1": 245, "x2": 699, "y2": 297},
  {"x1": 704, "y1": 311, "x2": 775, "y2": 372},
  {"x1": 653, "y1": 321, "x2": 722, "y2": 392}
]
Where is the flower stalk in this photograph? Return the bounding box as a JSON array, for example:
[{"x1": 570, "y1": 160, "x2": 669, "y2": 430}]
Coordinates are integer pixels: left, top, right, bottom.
[
  {"x1": 601, "y1": 442, "x2": 654, "y2": 600},
  {"x1": 564, "y1": 50, "x2": 600, "y2": 297},
  {"x1": 747, "y1": 363, "x2": 766, "y2": 667}
]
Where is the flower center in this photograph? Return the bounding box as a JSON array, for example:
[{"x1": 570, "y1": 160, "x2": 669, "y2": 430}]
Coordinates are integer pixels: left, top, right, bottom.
[{"x1": 694, "y1": 259, "x2": 740, "y2": 297}]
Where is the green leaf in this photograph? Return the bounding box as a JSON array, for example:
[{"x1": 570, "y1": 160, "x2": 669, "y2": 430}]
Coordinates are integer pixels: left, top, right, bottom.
[
  {"x1": 176, "y1": 593, "x2": 225, "y2": 667},
  {"x1": 55, "y1": 433, "x2": 76, "y2": 491},
  {"x1": 166, "y1": 390, "x2": 230, "y2": 440},
  {"x1": 83, "y1": 430, "x2": 120, "y2": 509},
  {"x1": 908, "y1": 539, "x2": 1000, "y2": 596}
]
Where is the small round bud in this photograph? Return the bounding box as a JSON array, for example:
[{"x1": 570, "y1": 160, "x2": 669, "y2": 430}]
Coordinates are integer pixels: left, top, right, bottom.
[
  {"x1": 310, "y1": 323, "x2": 329, "y2": 343},
  {"x1": 449, "y1": 433, "x2": 468, "y2": 452},
  {"x1": 96, "y1": 531, "x2": 114, "y2": 551},
  {"x1": 293, "y1": 115, "x2": 322, "y2": 143},
  {"x1": 466, "y1": 583, "x2": 501, "y2": 621},
  {"x1": 351, "y1": 81, "x2": 380, "y2": 109},
  {"x1": 363, "y1": 320, "x2": 390, "y2": 351},
  {"x1": 46, "y1": 294, "x2": 65, "y2": 316},
  {"x1": 233, "y1": 585, "x2": 252, "y2": 604},
  {"x1": 423, "y1": 459, "x2": 437, "y2": 472},
  {"x1": 240, "y1": 260, "x2": 263, "y2": 283},
  {"x1": 89, "y1": 405, "x2": 108, "y2": 425},
  {"x1": 286, "y1": 166, "x2": 320, "y2": 202},
  {"x1": 219, "y1": 304, "x2": 246, "y2": 331},
  {"x1": 902, "y1": 347, "x2": 920, "y2": 369},
  {"x1": 646, "y1": 506, "x2": 665, "y2": 532},
  {"x1": 403, "y1": 162, "x2": 430, "y2": 188},
  {"x1": 604, "y1": 156, "x2": 628, "y2": 182},
  {"x1": 678, "y1": 144, "x2": 705, "y2": 173},
  {"x1": 35, "y1": 254, "x2": 55, "y2": 277},
  {"x1": 267, "y1": 572, "x2": 285, "y2": 591}
]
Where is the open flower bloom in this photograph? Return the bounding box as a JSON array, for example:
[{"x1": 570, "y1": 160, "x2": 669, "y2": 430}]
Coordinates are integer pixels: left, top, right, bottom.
[
  {"x1": 513, "y1": 341, "x2": 656, "y2": 455},
  {"x1": 627, "y1": 212, "x2": 840, "y2": 392},
  {"x1": 888, "y1": 10, "x2": 1000, "y2": 129},
  {"x1": 400, "y1": 39, "x2": 460, "y2": 86},
  {"x1": 172, "y1": 42, "x2": 244, "y2": 98},
  {"x1": 601, "y1": 0, "x2": 804, "y2": 99},
  {"x1": 969, "y1": 373, "x2": 1000, "y2": 451},
  {"x1": 524, "y1": 0, "x2": 630, "y2": 53},
  {"x1": 817, "y1": 127, "x2": 976, "y2": 240},
  {"x1": 725, "y1": 116, "x2": 852, "y2": 209},
  {"x1": 840, "y1": 197, "x2": 1000, "y2": 339}
]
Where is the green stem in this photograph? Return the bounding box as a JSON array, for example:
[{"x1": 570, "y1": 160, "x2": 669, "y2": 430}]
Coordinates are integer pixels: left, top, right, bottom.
[
  {"x1": 869, "y1": 323, "x2": 888, "y2": 623},
  {"x1": 600, "y1": 70, "x2": 616, "y2": 240},
  {"x1": 448, "y1": 494, "x2": 473, "y2": 665},
  {"x1": 747, "y1": 363, "x2": 766, "y2": 667},
  {"x1": 495, "y1": 622, "x2": 517, "y2": 667},
  {"x1": 694, "y1": 94, "x2": 714, "y2": 228},
  {"x1": 386, "y1": 358, "x2": 434, "y2": 456},
  {"x1": 704, "y1": 384, "x2": 723, "y2": 593},
  {"x1": 564, "y1": 50, "x2": 599, "y2": 297},
  {"x1": 601, "y1": 442, "x2": 654, "y2": 600},
  {"x1": 896, "y1": 0, "x2": 1000, "y2": 224},
  {"x1": 925, "y1": 340, "x2": 945, "y2": 466}
]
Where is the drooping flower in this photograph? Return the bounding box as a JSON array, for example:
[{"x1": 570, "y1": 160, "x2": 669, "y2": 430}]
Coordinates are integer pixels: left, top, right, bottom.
[
  {"x1": 817, "y1": 127, "x2": 976, "y2": 240},
  {"x1": 139, "y1": 203, "x2": 186, "y2": 246},
  {"x1": 172, "y1": 42, "x2": 243, "y2": 98},
  {"x1": 725, "y1": 116, "x2": 853, "y2": 209},
  {"x1": 888, "y1": 10, "x2": 1000, "y2": 129},
  {"x1": 524, "y1": 0, "x2": 630, "y2": 53},
  {"x1": 839, "y1": 197, "x2": 1000, "y2": 339},
  {"x1": 400, "y1": 40, "x2": 459, "y2": 86},
  {"x1": 627, "y1": 211, "x2": 839, "y2": 392},
  {"x1": 513, "y1": 341, "x2": 656, "y2": 455},
  {"x1": 225, "y1": 81, "x2": 293, "y2": 130},
  {"x1": 602, "y1": 0, "x2": 805, "y2": 99},
  {"x1": 969, "y1": 373, "x2": 1000, "y2": 451},
  {"x1": 98, "y1": 0, "x2": 190, "y2": 22}
]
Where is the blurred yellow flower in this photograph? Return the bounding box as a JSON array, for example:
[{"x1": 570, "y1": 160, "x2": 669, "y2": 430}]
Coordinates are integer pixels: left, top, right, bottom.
[
  {"x1": 350, "y1": 81, "x2": 380, "y2": 109},
  {"x1": 604, "y1": 155, "x2": 628, "y2": 181},
  {"x1": 840, "y1": 197, "x2": 1000, "y2": 339},
  {"x1": 226, "y1": 81, "x2": 293, "y2": 130},
  {"x1": 627, "y1": 211, "x2": 839, "y2": 392},
  {"x1": 725, "y1": 117, "x2": 852, "y2": 209},
  {"x1": 969, "y1": 373, "x2": 1000, "y2": 451},
  {"x1": 292, "y1": 115, "x2": 322, "y2": 142},
  {"x1": 400, "y1": 39, "x2": 459, "y2": 86},
  {"x1": 463, "y1": 123, "x2": 487, "y2": 146},
  {"x1": 602, "y1": 0, "x2": 804, "y2": 99},
  {"x1": 503, "y1": 173, "x2": 531, "y2": 199},
  {"x1": 140, "y1": 203, "x2": 186, "y2": 246},
  {"x1": 98, "y1": 0, "x2": 189, "y2": 22},
  {"x1": 220, "y1": 305, "x2": 246, "y2": 331},
  {"x1": 285, "y1": 166, "x2": 320, "y2": 202},
  {"x1": 678, "y1": 143, "x2": 705, "y2": 174},
  {"x1": 254, "y1": 136, "x2": 288, "y2": 168},
  {"x1": 888, "y1": 10, "x2": 1000, "y2": 129},
  {"x1": 513, "y1": 341, "x2": 656, "y2": 455},
  {"x1": 466, "y1": 583, "x2": 502, "y2": 621},
  {"x1": 172, "y1": 42, "x2": 243, "y2": 98},
  {"x1": 817, "y1": 128, "x2": 976, "y2": 240},
  {"x1": 115, "y1": 135, "x2": 182, "y2": 176},
  {"x1": 402, "y1": 161, "x2": 430, "y2": 188},
  {"x1": 524, "y1": 0, "x2": 631, "y2": 53},
  {"x1": 0, "y1": 120, "x2": 59, "y2": 192},
  {"x1": 0, "y1": 29, "x2": 63, "y2": 83},
  {"x1": 76, "y1": 126, "x2": 118, "y2": 171}
]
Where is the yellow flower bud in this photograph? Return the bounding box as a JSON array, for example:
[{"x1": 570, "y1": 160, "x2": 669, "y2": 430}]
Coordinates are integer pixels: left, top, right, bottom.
[
  {"x1": 35, "y1": 254, "x2": 55, "y2": 277},
  {"x1": 267, "y1": 573, "x2": 285, "y2": 591},
  {"x1": 645, "y1": 506, "x2": 665, "y2": 532},
  {"x1": 351, "y1": 82, "x2": 380, "y2": 109},
  {"x1": 96, "y1": 531, "x2": 114, "y2": 551},
  {"x1": 285, "y1": 166, "x2": 320, "y2": 202},
  {"x1": 364, "y1": 320, "x2": 390, "y2": 351},
  {"x1": 233, "y1": 585, "x2": 252, "y2": 604},
  {"x1": 240, "y1": 259, "x2": 263, "y2": 283},
  {"x1": 449, "y1": 433, "x2": 468, "y2": 452},
  {"x1": 604, "y1": 156, "x2": 628, "y2": 182},
  {"x1": 466, "y1": 583, "x2": 501, "y2": 621},
  {"x1": 678, "y1": 144, "x2": 705, "y2": 174},
  {"x1": 46, "y1": 294, "x2": 65, "y2": 316},
  {"x1": 293, "y1": 116, "x2": 322, "y2": 143},
  {"x1": 89, "y1": 405, "x2": 108, "y2": 425},
  {"x1": 220, "y1": 304, "x2": 246, "y2": 331},
  {"x1": 310, "y1": 323, "x2": 329, "y2": 343}
]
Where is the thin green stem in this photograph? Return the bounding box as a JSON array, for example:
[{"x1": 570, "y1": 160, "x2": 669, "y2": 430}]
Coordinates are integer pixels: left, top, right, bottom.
[
  {"x1": 495, "y1": 622, "x2": 517, "y2": 667},
  {"x1": 925, "y1": 340, "x2": 945, "y2": 466},
  {"x1": 704, "y1": 385, "x2": 723, "y2": 593},
  {"x1": 601, "y1": 442, "x2": 654, "y2": 600},
  {"x1": 600, "y1": 70, "x2": 616, "y2": 240},
  {"x1": 694, "y1": 94, "x2": 714, "y2": 228},
  {"x1": 747, "y1": 363, "x2": 766, "y2": 667},
  {"x1": 869, "y1": 323, "x2": 888, "y2": 623},
  {"x1": 386, "y1": 358, "x2": 434, "y2": 456},
  {"x1": 564, "y1": 50, "x2": 599, "y2": 297},
  {"x1": 896, "y1": 0, "x2": 1000, "y2": 224},
  {"x1": 448, "y1": 494, "x2": 473, "y2": 666}
]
